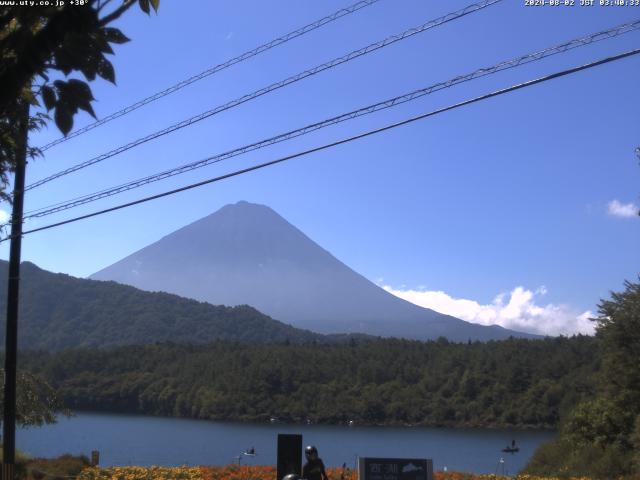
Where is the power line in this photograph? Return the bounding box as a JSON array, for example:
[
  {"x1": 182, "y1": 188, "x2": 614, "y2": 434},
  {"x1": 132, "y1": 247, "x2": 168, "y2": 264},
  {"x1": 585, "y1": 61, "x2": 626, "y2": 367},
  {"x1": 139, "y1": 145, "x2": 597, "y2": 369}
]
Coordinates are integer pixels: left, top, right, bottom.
[
  {"x1": 25, "y1": 0, "x2": 502, "y2": 192},
  {"x1": 5, "y1": 47, "x2": 638, "y2": 243},
  {"x1": 37, "y1": 0, "x2": 383, "y2": 152},
  {"x1": 22, "y1": 18, "x2": 640, "y2": 220}
]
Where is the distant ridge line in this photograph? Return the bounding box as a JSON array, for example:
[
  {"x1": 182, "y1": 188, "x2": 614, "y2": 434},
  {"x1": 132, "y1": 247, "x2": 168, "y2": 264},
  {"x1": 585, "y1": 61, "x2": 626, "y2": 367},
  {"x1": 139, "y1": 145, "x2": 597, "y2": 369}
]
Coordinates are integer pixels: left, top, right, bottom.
[{"x1": 90, "y1": 201, "x2": 541, "y2": 342}]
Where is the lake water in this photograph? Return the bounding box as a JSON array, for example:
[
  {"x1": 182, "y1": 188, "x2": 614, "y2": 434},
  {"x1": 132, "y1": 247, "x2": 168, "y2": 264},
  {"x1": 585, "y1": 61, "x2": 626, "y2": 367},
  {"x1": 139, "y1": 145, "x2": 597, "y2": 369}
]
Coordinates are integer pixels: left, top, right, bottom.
[{"x1": 17, "y1": 412, "x2": 554, "y2": 474}]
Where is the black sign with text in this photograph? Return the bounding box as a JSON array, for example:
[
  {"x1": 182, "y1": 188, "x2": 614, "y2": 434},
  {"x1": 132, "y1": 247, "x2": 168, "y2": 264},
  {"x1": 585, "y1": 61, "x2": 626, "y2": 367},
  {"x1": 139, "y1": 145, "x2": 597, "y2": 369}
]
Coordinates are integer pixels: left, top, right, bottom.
[
  {"x1": 277, "y1": 433, "x2": 302, "y2": 480},
  {"x1": 358, "y1": 458, "x2": 433, "y2": 480}
]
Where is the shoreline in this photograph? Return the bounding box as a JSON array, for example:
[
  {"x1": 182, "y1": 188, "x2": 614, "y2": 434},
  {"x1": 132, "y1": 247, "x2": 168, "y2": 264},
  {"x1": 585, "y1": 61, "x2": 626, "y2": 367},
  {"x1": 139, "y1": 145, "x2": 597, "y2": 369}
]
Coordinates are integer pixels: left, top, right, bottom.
[{"x1": 56, "y1": 409, "x2": 558, "y2": 432}]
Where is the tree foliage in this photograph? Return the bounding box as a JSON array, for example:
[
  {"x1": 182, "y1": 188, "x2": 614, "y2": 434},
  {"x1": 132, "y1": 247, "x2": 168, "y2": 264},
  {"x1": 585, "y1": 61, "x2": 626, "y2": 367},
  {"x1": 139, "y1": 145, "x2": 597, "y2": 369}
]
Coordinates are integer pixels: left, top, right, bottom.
[
  {"x1": 0, "y1": 261, "x2": 337, "y2": 349},
  {"x1": 0, "y1": 0, "x2": 159, "y2": 199},
  {"x1": 525, "y1": 279, "x2": 640, "y2": 478},
  {"x1": 21, "y1": 335, "x2": 598, "y2": 429},
  {"x1": 594, "y1": 280, "x2": 640, "y2": 412},
  {"x1": 0, "y1": 368, "x2": 66, "y2": 427}
]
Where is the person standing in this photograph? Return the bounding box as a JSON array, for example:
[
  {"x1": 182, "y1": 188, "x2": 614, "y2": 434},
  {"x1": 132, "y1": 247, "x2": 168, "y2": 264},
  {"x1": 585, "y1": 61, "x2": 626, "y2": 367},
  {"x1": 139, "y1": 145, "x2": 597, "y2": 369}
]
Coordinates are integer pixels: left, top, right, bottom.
[{"x1": 303, "y1": 445, "x2": 329, "y2": 480}]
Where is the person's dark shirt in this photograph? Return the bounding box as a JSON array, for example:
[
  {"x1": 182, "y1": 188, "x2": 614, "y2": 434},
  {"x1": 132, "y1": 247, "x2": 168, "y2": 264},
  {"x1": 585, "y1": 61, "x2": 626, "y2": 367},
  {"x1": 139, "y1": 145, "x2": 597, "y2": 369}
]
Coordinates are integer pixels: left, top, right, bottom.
[{"x1": 303, "y1": 458, "x2": 327, "y2": 480}]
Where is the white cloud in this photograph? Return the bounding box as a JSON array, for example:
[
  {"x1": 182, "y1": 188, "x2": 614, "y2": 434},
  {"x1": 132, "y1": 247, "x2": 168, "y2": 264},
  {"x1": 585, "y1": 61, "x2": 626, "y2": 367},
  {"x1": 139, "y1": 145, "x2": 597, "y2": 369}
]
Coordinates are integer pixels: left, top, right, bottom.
[
  {"x1": 0, "y1": 209, "x2": 9, "y2": 223},
  {"x1": 607, "y1": 199, "x2": 638, "y2": 218},
  {"x1": 382, "y1": 285, "x2": 595, "y2": 336}
]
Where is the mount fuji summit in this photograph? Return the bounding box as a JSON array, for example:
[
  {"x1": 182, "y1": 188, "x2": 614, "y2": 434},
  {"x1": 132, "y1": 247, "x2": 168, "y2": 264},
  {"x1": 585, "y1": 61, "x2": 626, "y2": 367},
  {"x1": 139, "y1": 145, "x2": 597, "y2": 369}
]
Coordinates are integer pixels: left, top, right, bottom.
[{"x1": 91, "y1": 201, "x2": 536, "y2": 341}]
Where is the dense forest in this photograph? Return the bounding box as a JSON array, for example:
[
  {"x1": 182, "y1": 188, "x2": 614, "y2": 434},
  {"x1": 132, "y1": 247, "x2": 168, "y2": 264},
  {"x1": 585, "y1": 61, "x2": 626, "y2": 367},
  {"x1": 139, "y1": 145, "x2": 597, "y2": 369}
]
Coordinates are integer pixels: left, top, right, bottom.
[
  {"x1": 22, "y1": 335, "x2": 598, "y2": 429},
  {"x1": 0, "y1": 261, "x2": 355, "y2": 349},
  {"x1": 523, "y1": 280, "x2": 640, "y2": 478},
  {"x1": 5, "y1": 262, "x2": 638, "y2": 477}
]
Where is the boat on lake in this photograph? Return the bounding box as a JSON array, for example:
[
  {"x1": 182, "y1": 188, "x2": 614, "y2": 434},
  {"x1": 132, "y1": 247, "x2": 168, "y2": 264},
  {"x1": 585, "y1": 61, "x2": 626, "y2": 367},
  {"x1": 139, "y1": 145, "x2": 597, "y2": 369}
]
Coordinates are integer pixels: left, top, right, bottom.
[{"x1": 502, "y1": 440, "x2": 519, "y2": 454}]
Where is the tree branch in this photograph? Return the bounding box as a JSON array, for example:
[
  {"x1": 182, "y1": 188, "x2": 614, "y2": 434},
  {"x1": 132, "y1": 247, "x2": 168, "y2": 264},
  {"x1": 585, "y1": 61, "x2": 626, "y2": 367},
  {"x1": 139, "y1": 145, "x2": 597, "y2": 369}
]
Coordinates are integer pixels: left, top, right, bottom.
[
  {"x1": 98, "y1": 0, "x2": 136, "y2": 27},
  {"x1": 97, "y1": 0, "x2": 116, "y2": 13}
]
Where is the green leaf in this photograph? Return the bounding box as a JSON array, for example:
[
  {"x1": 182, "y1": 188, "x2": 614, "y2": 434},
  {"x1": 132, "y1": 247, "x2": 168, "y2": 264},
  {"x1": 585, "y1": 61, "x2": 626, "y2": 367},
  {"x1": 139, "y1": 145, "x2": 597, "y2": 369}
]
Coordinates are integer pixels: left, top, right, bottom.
[
  {"x1": 102, "y1": 27, "x2": 130, "y2": 44},
  {"x1": 64, "y1": 80, "x2": 97, "y2": 119},
  {"x1": 93, "y1": 33, "x2": 114, "y2": 54},
  {"x1": 54, "y1": 80, "x2": 95, "y2": 120},
  {"x1": 77, "y1": 101, "x2": 96, "y2": 119},
  {"x1": 54, "y1": 104, "x2": 74, "y2": 136},
  {"x1": 23, "y1": 89, "x2": 40, "y2": 107},
  {"x1": 77, "y1": 54, "x2": 99, "y2": 81},
  {"x1": 74, "y1": 96, "x2": 96, "y2": 119},
  {"x1": 139, "y1": 0, "x2": 150, "y2": 14},
  {"x1": 96, "y1": 57, "x2": 115, "y2": 83},
  {"x1": 150, "y1": 0, "x2": 160, "y2": 11},
  {"x1": 67, "y1": 79, "x2": 95, "y2": 102},
  {"x1": 54, "y1": 34, "x2": 90, "y2": 75},
  {"x1": 41, "y1": 86, "x2": 56, "y2": 111}
]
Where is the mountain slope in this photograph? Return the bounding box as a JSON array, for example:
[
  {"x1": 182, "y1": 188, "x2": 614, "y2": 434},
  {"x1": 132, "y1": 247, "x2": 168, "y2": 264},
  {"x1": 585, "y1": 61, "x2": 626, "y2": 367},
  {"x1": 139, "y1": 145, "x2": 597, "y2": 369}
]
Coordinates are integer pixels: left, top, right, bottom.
[
  {"x1": 92, "y1": 201, "x2": 537, "y2": 341},
  {"x1": 0, "y1": 261, "x2": 329, "y2": 350}
]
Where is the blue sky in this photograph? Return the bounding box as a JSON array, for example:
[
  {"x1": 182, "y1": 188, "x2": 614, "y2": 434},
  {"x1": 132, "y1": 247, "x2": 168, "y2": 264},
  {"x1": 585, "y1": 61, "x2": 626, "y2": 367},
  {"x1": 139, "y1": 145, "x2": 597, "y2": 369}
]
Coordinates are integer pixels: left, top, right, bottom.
[{"x1": 1, "y1": 0, "x2": 639, "y2": 335}]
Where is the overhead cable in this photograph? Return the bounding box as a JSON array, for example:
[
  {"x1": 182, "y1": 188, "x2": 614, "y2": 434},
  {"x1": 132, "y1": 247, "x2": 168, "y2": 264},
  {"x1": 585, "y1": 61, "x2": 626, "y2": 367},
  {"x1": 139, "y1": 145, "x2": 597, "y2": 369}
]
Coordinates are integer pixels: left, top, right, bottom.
[
  {"x1": 25, "y1": 0, "x2": 502, "y2": 191},
  {"x1": 5, "y1": 47, "x2": 638, "y2": 242},
  {"x1": 37, "y1": 0, "x2": 383, "y2": 152},
  {"x1": 22, "y1": 18, "x2": 640, "y2": 220}
]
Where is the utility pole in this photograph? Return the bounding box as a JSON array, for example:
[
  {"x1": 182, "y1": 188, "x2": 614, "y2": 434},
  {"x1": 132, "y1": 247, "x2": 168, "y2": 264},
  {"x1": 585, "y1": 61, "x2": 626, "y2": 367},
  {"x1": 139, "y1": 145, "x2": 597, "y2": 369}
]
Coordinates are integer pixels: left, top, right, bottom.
[{"x1": 2, "y1": 100, "x2": 29, "y2": 480}]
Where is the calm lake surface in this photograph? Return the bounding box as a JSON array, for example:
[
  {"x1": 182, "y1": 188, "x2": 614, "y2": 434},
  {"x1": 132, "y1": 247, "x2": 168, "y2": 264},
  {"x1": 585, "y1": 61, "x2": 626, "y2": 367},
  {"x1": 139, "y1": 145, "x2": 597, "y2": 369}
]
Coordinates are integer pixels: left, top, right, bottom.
[{"x1": 17, "y1": 412, "x2": 554, "y2": 474}]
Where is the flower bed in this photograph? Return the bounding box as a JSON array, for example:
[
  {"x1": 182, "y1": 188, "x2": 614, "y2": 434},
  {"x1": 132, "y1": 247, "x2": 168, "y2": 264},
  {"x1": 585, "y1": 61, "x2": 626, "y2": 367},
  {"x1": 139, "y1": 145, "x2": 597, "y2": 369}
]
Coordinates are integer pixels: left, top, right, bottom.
[
  {"x1": 76, "y1": 465, "x2": 593, "y2": 480},
  {"x1": 78, "y1": 465, "x2": 203, "y2": 480}
]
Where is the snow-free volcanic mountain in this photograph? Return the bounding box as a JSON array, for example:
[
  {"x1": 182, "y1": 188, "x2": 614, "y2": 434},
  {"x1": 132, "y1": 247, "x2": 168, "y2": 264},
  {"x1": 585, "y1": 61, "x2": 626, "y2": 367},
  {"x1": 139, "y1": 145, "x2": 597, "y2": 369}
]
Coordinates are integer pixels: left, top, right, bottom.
[{"x1": 91, "y1": 201, "x2": 536, "y2": 341}]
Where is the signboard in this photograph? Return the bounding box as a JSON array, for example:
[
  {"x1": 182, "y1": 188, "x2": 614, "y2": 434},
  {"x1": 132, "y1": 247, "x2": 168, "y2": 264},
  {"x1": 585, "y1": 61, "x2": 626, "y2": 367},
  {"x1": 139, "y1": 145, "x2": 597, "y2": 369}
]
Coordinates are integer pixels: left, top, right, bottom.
[
  {"x1": 276, "y1": 433, "x2": 302, "y2": 480},
  {"x1": 358, "y1": 458, "x2": 433, "y2": 480}
]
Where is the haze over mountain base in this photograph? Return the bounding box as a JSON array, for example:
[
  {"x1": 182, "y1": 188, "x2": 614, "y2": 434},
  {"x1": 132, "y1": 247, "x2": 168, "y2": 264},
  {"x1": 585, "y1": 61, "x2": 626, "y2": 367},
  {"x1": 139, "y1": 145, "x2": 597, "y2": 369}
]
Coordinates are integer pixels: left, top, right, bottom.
[{"x1": 91, "y1": 201, "x2": 538, "y2": 341}]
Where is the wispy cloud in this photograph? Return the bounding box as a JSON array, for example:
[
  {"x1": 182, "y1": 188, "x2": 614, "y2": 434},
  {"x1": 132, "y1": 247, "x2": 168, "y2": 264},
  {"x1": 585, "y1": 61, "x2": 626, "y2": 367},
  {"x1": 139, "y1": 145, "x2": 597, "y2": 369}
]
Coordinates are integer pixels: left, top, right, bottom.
[
  {"x1": 382, "y1": 285, "x2": 594, "y2": 336},
  {"x1": 607, "y1": 199, "x2": 638, "y2": 218},
  {"x1": 0, "y1": 209, "x2": 9, "y2": 223}
]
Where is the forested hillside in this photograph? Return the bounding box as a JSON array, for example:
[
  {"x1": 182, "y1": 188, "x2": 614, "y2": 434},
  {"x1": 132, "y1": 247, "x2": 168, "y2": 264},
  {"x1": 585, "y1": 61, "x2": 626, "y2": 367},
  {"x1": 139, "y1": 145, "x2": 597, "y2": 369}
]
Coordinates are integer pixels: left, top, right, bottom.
[
  {"x1": 0, "y1": 261, "x2": 334, "y2": 349},
  {"x1": 524, "y1": 280, "x2": 640, "y2": 478},
  {"x1": 23, "y1": 336, "x2": 598, "y2": 429}
]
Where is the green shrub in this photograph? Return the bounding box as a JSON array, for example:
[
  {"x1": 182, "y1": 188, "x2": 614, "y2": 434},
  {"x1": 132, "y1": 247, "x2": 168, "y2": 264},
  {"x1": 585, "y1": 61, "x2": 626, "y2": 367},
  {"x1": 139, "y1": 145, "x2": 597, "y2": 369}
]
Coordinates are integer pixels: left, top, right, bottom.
[
  {"x1": 23, "y1": 454, "x2": 91, "y2": 480},
  {"x1": 523, "y1": 436, "x2": 635, "y2": 479}
]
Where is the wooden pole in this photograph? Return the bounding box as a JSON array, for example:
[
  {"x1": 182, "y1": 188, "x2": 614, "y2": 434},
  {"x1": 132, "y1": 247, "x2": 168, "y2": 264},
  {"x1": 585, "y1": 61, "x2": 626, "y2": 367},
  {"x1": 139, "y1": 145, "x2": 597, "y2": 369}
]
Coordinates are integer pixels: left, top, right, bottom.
[{"x1": 2, "y1": 100, "x2": 29, "y2": 479}]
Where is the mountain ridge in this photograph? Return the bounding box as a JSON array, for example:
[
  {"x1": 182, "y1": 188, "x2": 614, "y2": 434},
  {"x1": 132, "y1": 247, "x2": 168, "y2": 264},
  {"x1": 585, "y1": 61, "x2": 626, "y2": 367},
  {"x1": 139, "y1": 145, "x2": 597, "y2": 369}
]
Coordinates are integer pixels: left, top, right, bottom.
[
  {"x1": 0, "y1": 260, "x2": 359, "y2": 350},
  {"x1": 91, "y1": 201, "x2": 539, "y2": 341}
]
